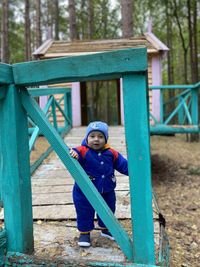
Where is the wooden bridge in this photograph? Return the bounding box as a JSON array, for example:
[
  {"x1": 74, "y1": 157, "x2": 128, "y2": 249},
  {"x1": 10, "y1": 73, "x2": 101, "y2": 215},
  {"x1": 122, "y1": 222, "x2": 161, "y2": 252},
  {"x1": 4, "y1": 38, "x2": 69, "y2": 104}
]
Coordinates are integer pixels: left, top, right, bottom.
[{"x1": 0, "y1": 47, "x2": 199, "y2": 266}]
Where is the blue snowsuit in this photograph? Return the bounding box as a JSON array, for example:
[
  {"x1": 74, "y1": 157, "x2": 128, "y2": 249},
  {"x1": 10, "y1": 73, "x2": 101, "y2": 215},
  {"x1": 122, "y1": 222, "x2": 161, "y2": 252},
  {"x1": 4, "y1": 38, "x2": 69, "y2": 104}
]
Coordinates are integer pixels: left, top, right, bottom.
[{"x1": 72, "y1": 139, "x2": 128, "y2": 232}]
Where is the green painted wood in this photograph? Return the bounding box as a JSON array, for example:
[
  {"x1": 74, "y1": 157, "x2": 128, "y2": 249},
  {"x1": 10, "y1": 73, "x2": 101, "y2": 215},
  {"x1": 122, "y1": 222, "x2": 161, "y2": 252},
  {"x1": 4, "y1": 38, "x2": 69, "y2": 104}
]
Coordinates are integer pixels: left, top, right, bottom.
[
  {"x1": 2, "y1": 252, "x2": 158, "y2": 267},
  {"x1": 123, "y1": 74, "x2": 155, "y2": 264},
  {"x1": 150, "y1": 81, "x2": 200, "y2": 90},
  {"x1": 13, "y1": 48, "x2": 147, "y2": 86},
  {"x1": 21, "y1": 90, "x2": 134, "y2": 261},
  {"x1": 182, "y1": 100, "x2": 192, "y2": 124},
  {"x1": 159, "y1": 90, "x2": 164, "y2": 124},
  {"x1": 178, "y1": 98, "x2": 185, "y2": 125},
  {"x1": 89, "y1": 262, "x2": 157, "y2": 267},
  {"x1": 0, "y1": 229, "x2": 7, "y2": 256},
  {"x1": 54, "y1": 97, "x2": 71, "y2": 124},
  {"x1": 28, "y1": 87, "x2": 71, "y2": 96},
  {"x1": 150, "y1": 125, "x2": 200, "y2": 134},
  {"x1": 164, "y1": 94, "x2": 191, "y2": 125},
  {"x1": 0, "y1": 93, "x2": 4, "y2": 207},
  {"x1": 163, "y1": 89, "x2": 191, "y2": 106},
  {"x1": 0, "y1": 85, "x2": 33, "y2": 253},
  {"x1": 193, "y1": 81, "x2": 200, "y2": 89},
  {"x1": 191, "y1": 88, "x2": 198, "y2": 125},
  {"x1": 0, "y1": 86, "x2": 7, "y2": 100},
  {"x1": 52, "y1": 99, "x2": 58, "y2": 129},
  {"x1": 0, "y1": 63, "x2": 13, "y2": 85},
  {"x1": 65, "y1": 92, "x2": 72, "y2": 126},
  {"x1": 150, "y1": 84, "x2": 193, "y2": 90}
]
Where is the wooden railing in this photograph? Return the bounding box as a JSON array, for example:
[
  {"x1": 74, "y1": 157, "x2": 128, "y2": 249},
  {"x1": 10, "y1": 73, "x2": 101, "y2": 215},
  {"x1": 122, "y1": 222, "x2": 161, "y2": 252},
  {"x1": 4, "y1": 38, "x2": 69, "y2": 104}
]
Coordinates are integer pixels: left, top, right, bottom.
[
  {"x1": 149, "y1": 82, "x2": 200, "y2": 134},
  {"x1": 28, "y1": 87, "x2": 72, "y2": 174}
]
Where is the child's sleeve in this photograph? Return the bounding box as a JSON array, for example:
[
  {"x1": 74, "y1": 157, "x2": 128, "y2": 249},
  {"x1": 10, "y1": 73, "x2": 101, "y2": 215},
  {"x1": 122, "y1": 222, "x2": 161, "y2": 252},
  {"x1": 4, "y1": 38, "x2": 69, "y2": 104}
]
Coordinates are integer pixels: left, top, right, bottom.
[
  {"x1": 113, "y1": 151, "x2": 129, "y2": 176},
  {"x1": 72, "y1": 147, "x2": 83, "y2": 164},
  {"x1": 72, "y1": 146, "x2": 87, "y2": 165}
]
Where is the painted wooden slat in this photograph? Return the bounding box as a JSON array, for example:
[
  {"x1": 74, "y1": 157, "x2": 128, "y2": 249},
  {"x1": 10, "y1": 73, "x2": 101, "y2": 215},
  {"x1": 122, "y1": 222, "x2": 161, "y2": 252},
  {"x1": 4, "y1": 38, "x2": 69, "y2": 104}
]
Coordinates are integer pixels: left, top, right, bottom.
[
  {"x1": 0, "y1": 86, "x2": 7, "y2": 100},
  {"x1": 150, "y1": 124, "x2": 199, "y2": 134},
  {"x1": 0, "y1": 85, "x2": 33, "y2": 253},
  {"x1": 0, "y1": 63, "x2": 13, "y2": 85},
  {"x1": 21, "y1": 90, "x2": 134, "y2": 261},
  {"x1": 13, "y1": 48, "x2": 147, "y2": 86},
  {"x1": 123, "y1": 73, "x2": 155, "y2": 265},
  {"x1": 191, "y1": 88, "x2": 199, "y2": 125},
  {"x1": 28, "y1": 87, "x2": 71, "y2": 96}
]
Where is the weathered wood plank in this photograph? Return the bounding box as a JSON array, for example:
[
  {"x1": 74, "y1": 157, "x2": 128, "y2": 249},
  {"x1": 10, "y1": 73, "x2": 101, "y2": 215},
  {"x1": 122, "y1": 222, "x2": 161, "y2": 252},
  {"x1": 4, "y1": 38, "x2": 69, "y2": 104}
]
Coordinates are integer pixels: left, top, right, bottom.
[
  {"x1": 150, "y1": 124, "x2": 200, "y2": 134},
  {"x1": 123, "y1": 73, "x2": 155, "y2": 264},
  {"x1": 0, "y1": 85, "x2": 33, "y2": 253},
  {"x1": 0, "y1": 86, "x2": 7, "y2": 100},
  {"x1": 31, "y1": 191, "x2": 130, "y2": 206},
  {"x1": 32, "y1": 183, "x2": 129, "y2": 193},
  {"x1": 13, "y1": 48, "x2": 147, "y2": 86}
]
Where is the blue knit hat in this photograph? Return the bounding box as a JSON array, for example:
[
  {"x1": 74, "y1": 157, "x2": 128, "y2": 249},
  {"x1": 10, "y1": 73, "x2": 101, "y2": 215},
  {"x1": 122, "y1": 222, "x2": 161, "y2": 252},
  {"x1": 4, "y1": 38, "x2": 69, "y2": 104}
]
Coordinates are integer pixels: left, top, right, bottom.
[{"x1": 86, "y1": 121, "x2": 109, "y2": 142}]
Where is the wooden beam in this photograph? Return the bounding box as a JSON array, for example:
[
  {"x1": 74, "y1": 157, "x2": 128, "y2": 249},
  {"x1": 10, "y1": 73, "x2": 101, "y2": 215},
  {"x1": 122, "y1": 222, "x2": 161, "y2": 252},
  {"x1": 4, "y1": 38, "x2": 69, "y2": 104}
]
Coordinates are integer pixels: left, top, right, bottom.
[
  {"x1": 123, "y1": 73, "x2": 155, "y2": 265},
  {"x1": 0, "y1": 86, "x2": 7, "y2": 100},
  {"x1": 28, "y1": 87, "x2": 71, "y2": 96},
  {"x1": 0, "y1": 63, "x2": 14, "y2": 85},
  {"x1": 13, "y1": 48, "x2": 147, "y2": 86},
  {"x1": 150, "y1": 124, "x2": 200, "y2": 134},
  {"x1": 0, "y1": 85, "x2": 33, "y2": 253},
  {"x1": 21, "y1": 90, "x2": 134, "y2": 261}
]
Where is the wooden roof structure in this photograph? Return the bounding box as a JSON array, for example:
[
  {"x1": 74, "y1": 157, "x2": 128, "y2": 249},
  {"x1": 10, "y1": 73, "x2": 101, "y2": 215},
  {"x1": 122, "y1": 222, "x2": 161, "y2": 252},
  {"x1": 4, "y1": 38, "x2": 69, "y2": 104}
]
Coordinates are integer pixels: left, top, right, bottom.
[{"x1": 33, "y1": 32, "x2": 169, "y2": 59}]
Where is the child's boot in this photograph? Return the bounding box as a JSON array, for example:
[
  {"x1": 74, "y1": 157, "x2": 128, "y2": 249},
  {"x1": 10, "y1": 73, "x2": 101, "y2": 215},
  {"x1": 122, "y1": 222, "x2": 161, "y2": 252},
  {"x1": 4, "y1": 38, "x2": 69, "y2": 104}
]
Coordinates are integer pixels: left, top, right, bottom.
[
  {"x1": 78, "y1": 232, "x2": 91, "y2": 247},
  {"x1": 101, "y1": 229, "x2": 114, "y2": 240}
]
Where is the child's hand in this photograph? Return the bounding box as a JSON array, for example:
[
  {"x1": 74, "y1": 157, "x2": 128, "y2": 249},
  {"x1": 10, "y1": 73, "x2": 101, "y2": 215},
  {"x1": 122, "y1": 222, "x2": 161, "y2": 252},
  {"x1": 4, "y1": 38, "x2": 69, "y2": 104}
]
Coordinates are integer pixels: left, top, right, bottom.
[{"x1": 69, "y1": 149, "x2": 78, "y2": 159}]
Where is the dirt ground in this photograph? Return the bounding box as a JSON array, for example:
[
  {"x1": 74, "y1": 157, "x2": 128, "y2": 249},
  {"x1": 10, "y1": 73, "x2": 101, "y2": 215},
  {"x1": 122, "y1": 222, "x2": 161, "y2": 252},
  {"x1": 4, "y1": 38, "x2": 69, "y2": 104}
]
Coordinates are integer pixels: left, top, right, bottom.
[
  {"x1": 29, "y1": 134, "x2": 200, "y2": 267},
  {"x1": 151, "y1": 134, "x2": 200, "y2": 267}
]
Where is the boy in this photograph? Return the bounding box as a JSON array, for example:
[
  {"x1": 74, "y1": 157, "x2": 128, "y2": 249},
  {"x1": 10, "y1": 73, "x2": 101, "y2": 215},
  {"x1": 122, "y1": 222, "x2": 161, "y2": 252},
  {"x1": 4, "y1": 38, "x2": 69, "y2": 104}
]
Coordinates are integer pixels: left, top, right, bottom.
[{"x1": 70, "y1": 121, "x2": 128, "y2": 247}]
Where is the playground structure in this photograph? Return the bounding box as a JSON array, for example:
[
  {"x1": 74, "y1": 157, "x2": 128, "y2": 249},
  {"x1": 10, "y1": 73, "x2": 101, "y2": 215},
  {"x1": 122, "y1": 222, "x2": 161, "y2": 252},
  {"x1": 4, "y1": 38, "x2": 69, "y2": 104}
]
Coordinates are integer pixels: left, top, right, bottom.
[{"x1": 0, "y1": 47, "x2": 199, "y2": 266}]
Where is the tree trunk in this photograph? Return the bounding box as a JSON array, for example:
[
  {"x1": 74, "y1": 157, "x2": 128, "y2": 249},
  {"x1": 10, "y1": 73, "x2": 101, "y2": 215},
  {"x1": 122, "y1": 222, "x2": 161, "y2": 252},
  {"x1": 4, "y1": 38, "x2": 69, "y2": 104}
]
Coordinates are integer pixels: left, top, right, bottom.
[
  {"x1": 68, "y1": 0, "x2": 78, "y2": 40},
  {"x1": 24, "y1": 0, "x2": 31, "y2": 61},
  {"x1": 172, "y1": 0, "x2": 188, "y2": 83},
  {"x1": 187, "y1": 0, "x2": 198, "y2": 83},
  {"x1": 46, "y1": 0, "x2": 54, "y2": 39},
  {"x1": 166, "y1": 0, "x2": 174, "y2": 84},
  {"x1": 1, "y1": 0, "x2": 9, "y2": 63},
  {"x1": 87, "y1": 0, "x2": 94, "y2": 39},
  {"x1": 54, "y1": 0, "x2": 59, "y2": 40},
  {"x1": 35, "y1": 0, "x2": 42, "y2": 47},
  {"x1": 121, "y1": 0, "x2": 133, "y2": 38},
  {"x1": 187, "y1": 0, "x2": 199, "y2": 142}
]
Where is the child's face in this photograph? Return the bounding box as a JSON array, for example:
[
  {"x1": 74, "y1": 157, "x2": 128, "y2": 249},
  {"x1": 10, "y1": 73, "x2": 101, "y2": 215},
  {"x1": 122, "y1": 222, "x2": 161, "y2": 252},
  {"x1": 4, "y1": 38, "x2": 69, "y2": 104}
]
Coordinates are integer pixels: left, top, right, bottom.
[{"x1": 87, "y1": 131, "x2": 106, "y2": 150}]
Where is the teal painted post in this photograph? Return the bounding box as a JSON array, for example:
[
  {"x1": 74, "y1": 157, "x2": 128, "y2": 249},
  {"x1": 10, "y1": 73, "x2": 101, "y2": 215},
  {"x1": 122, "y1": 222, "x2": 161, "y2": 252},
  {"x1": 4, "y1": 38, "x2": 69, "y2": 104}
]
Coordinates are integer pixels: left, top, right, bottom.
[
  {"x1": 0, "y1": 85, "x2": 33, "y2": 253},
  {"x1": 191, "y1": 88, "x2": 198, "y2": 125},
  {"x1": 52, "y1": 98, "x2": 58, "y2": 130},
  {"x1": 160, "y1": 90, "x2": 164, "y2": 123},
  {"x1": 123, "y1": 73, "x2": 155, "y2": 264},
  {"x1": 66, "y1": 92, "x2": 72, "y2": 125},
  {"x1": 178, "y1": 94, "x2": 184, "y2": 124},
  {"x1": 0, "y1": 94, "x2": 3, "y2": 207}
]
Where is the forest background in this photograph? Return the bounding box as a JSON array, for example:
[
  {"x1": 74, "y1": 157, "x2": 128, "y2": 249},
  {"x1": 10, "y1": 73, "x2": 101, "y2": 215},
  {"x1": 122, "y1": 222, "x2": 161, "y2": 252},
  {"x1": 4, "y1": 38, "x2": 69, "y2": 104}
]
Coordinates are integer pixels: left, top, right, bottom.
[{"x1": 0, "y1": 0, "x2": 199, "y2": 85}]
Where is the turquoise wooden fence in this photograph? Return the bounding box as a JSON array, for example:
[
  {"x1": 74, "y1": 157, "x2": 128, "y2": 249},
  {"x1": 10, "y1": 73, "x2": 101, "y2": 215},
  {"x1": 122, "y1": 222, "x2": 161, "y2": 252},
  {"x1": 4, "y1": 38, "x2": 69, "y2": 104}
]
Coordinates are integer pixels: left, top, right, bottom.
[
  {"x1": 0, "y1": 48, "x2": 156, "y2": 266},
  {"x1": 150, "y1": 82, "x2": 200, "y2": 134},
  {"x1": 28, "y1": 87, "x2": 72, "y2": 174}
]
